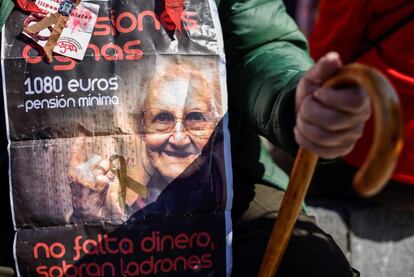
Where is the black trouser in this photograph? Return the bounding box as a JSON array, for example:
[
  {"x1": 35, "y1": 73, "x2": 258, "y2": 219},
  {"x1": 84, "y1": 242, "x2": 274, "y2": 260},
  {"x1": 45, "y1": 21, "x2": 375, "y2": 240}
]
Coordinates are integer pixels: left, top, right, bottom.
[{"x1": 232, "y1": 184, "x2": 359, "y2": 277}]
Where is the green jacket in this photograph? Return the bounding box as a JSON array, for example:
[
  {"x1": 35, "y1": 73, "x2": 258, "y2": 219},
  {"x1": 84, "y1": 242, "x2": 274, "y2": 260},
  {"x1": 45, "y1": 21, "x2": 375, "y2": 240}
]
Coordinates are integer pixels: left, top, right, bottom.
[
  {"x1": 216, "y1": 0, "x2": 313, "y2": 216},
  {"x1": 0, "y1": 0, "x2": 13, "y2": 28}
]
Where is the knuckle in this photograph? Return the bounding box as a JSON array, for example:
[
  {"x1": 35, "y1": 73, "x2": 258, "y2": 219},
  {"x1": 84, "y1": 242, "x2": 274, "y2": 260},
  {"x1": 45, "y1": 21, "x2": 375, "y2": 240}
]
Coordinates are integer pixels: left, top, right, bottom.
[
  {"x1": 320, "y1": 153, "x2": 337, "y2": 160},
  {"x1": 316, "y1": 87, "x2": 331, "y2": 101},
  {"x1": 100, "y1": 159, "x2": 110, "y2": 168},
  {"x1": 340, "y1": 145, "x2": 354, "y2": 156},
  {"x1": 353, "y1": 114, "x2": 368, "y2": 127},
  {"x1": 321, "y1": 147, "x2": 343, "y2": 159},
  {"x1": 354, "y1": 124, "x2": 365, "y2": 137},
  {"x1": 339, "y1": 128, "x2": 360, "y2": 143},
  {"x1": 342, "y1": 137, "x2": 357, "y2": 149},
  {"x1": 296, "y1": 118, "x2": 306, "y2": 133},
  {"x1": 294, "y1": 129, "x2": 302, "y2": 145},
  {"x1": 294, "y1": 129, "x2": 307, "y2": 148},
  {"x1": 320, "y1": 114, "x2": 340, "y2": 130},
  {"x1": 313, "y1": 147, "x2": 330, "y2": 158},
  {"x1": 302, "y1": 94, "x2": 315, "y2": 108},
  {"x1": 307, "y1": 127, "x2": 325, "y2": 143}
]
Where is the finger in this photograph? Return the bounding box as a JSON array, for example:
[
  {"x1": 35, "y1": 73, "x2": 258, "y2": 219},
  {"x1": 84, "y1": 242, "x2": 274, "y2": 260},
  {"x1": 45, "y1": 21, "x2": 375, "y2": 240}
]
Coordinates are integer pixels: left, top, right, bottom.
[
  {"x1": 68, "y1": 173, "x2": 96, "y2": 189},
  {"x1": 299, "y1": 96, "x2": 366, "y2": 131},
  {"x1": 106, "y1": 170, "x2": 116, "y2": 182},
  {"x1": 294, "y1": 127, "x2": 355, "y2": 159},
  {"x1": 95, "y1": 175, "x2": 111, "y2": 192},
  {"x1": 85, "y1": 154, "x2": 103, "y2": 169},
  {"x1": 70, "y1": 182, "x2": 107, "y2": 215},
  {"x1": 105, "y1": 178, "x2": 124, "y2": 222},
  {"x1": 314, "y1": 87, "x2": 371, "y2": 115},
  {"x1": 91, "y1": 159, "x2": 111, "y2": 176},
  {"x1": 296, "y1": 117, "x2": 364, "y2": 148},
  {"x1": 70, "y1": 137, "x2": 86, "y2": 168},
  {"x1": 303, "y1": 52, "x2": 342, "y2": 85}
]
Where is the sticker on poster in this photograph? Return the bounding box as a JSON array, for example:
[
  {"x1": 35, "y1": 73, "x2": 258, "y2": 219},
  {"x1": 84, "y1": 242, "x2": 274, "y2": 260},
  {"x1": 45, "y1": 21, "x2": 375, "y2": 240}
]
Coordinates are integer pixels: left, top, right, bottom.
[{"x1": 22, "y1": 0, "x2": 99, "y2": 60}]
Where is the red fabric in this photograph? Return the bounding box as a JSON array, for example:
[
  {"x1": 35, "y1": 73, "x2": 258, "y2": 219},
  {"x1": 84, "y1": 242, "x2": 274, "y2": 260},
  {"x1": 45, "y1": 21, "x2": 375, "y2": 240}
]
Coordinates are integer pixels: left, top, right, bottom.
[
  {"x1": 14, "y1": 0, "x2": 43, "y2": 14},
  {"x1": 165, "y1": 0, "x2": 185, "y2": 31},
  {"x1": 309, "y1": 0, "x2": 414, "y2": 185}
]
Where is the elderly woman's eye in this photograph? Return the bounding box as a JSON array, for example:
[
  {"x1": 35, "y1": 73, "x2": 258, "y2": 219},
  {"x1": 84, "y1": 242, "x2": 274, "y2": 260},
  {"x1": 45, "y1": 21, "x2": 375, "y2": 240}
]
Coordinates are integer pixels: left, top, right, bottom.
[
  {"x1": 154, "y1": 112, "x2": 174, "y2": 122},
  {"x1": 186, "y1": 112, "x2": 207, "y2": 122}
]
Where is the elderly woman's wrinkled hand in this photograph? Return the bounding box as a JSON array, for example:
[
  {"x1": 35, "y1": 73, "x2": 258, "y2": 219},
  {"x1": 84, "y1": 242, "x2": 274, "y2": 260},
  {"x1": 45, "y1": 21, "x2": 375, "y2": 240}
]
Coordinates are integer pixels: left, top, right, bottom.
[
  {"x1": 68, "y1": 141, "x2": 120, "y2": 220},
  {"x1": 295, "y1": 52, "x2": 371, "y2": 159}
]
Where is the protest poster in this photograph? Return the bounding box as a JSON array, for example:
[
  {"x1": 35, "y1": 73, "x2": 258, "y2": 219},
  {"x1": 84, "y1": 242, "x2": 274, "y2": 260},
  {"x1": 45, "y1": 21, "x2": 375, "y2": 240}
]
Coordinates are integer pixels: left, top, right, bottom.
[{"x1": 2, "y1": 0, "x2": 232, "y2": 275}]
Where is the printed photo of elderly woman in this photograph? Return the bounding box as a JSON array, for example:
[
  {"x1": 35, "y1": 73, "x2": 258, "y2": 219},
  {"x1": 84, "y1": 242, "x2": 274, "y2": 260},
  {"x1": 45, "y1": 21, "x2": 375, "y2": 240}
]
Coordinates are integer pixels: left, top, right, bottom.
[{"x1": 67, "y1": 57, "x2": 226, "y2": 223}]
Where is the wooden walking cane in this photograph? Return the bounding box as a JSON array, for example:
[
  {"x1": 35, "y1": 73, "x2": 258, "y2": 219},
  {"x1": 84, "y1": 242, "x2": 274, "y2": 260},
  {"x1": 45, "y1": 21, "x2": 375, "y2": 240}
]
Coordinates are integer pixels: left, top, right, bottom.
[{"x1": 258, "y1": 63, "x2": 404, "y2": 277}]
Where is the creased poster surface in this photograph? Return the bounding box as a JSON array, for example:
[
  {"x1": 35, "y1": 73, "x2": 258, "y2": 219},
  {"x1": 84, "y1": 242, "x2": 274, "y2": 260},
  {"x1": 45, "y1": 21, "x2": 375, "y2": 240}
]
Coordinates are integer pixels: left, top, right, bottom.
[{"x1": 2, "y1": 0, "x2": 232, "y2": 275}]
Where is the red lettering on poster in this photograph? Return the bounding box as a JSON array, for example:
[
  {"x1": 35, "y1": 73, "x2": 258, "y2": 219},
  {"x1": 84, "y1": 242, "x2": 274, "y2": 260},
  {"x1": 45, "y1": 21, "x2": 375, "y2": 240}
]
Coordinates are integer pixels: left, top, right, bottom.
[
  {"x1": 20, "y1": 9, "x2": 200, "y2": 71},
  {"x1": 34, "y1": 242, "x2": 66, "y2": 259},
  {"x1": 32, "y1": 231, "x2": 215, "y2": 276}
]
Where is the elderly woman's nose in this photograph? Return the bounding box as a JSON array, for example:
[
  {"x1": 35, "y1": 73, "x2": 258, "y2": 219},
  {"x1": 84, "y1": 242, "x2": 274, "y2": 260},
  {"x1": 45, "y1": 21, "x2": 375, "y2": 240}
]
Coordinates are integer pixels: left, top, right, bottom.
[{"x1": 168, "y1": 121, "x2": 191, "y2": 145}]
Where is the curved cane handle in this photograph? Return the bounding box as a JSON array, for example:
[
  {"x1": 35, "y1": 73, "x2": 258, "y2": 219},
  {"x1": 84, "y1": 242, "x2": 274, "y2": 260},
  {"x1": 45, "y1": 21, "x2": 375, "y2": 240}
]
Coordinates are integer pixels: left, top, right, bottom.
[
  {"x1": 324, "y1": 63, "x2": 404, "y2": 196},
  {"x1": 258, "y1": 63, "x2": 403, "y2": 277}
]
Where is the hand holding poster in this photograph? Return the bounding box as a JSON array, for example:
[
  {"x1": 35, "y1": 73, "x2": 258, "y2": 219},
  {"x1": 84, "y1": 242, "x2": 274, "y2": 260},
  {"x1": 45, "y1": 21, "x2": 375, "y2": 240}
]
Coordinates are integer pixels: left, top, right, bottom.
[{"x1": 2, "y1": 0, "x2": 232, "y2": 275}]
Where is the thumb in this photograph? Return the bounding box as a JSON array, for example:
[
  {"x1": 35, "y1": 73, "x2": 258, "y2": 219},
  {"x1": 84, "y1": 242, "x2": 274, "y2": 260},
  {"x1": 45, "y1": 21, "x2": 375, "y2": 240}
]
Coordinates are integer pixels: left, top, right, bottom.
[
  {"x1": 70, "y1": 136, "x2": 86, "y2": 168},
  {"x1": 304, "y1": 52, "x2": 342, "y2": 85}
]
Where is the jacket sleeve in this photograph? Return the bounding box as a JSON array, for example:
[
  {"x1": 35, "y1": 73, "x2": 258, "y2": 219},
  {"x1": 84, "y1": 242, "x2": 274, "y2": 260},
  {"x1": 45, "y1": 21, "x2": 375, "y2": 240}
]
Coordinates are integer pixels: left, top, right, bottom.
[{"x1": 218, "y1": 0, "x2": 313, "y2": 156}]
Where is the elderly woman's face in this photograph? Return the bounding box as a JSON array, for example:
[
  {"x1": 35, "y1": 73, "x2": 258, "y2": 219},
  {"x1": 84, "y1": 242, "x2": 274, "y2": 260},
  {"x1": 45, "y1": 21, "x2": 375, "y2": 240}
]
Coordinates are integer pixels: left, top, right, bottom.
[{"x1": 142, "y1": 77, "x2": 217, "y2": 180}]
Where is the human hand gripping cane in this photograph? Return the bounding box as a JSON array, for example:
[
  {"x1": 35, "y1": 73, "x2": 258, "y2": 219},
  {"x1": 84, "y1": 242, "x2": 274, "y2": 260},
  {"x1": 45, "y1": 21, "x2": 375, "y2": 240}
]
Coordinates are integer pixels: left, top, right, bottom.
[{"x1": 258, "y1": 58, "x2": 404, "y2": 276}]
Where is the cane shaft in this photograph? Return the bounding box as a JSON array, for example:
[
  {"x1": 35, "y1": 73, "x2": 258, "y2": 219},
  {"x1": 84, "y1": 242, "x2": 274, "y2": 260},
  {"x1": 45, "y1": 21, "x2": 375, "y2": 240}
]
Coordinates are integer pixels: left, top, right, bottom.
[{"x1": 258, "y1": 148, "x2": 317, "y2": 277}]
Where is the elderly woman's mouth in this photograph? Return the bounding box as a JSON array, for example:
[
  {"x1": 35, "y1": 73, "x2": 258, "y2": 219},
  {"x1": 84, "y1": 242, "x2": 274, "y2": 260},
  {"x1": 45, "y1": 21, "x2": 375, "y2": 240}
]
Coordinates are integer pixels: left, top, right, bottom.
[{"x1": 162, "y1": 150, "x2": 199, "y2": 158}]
